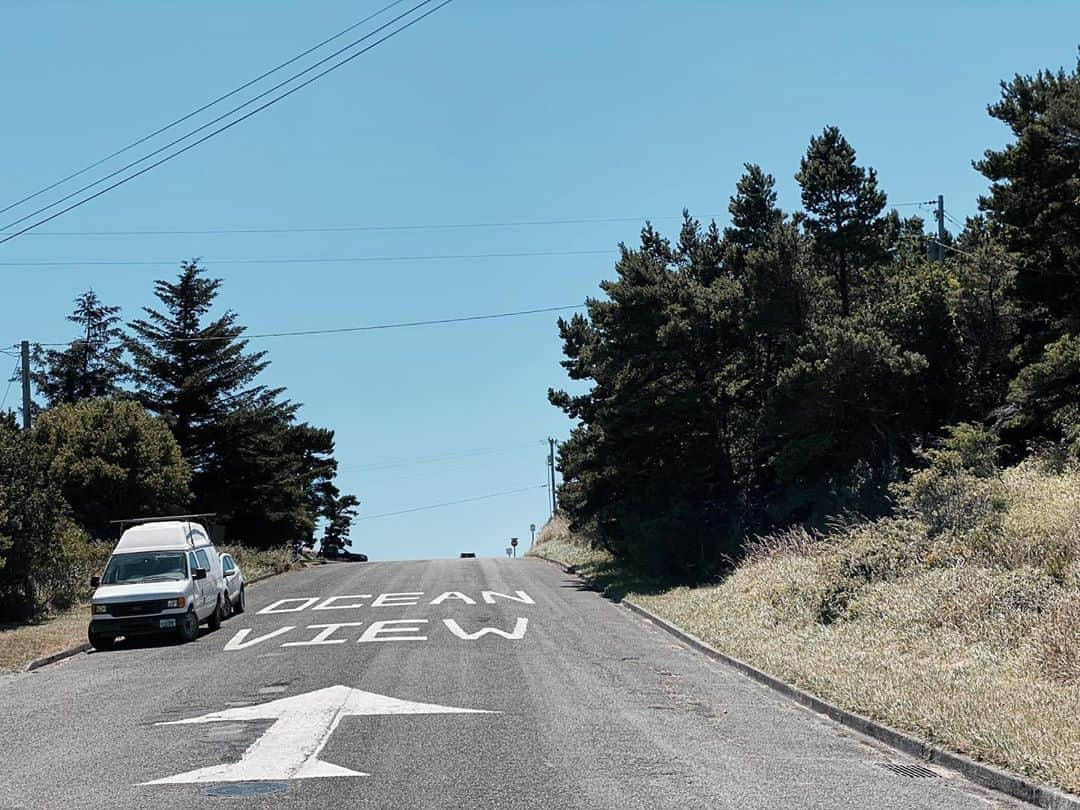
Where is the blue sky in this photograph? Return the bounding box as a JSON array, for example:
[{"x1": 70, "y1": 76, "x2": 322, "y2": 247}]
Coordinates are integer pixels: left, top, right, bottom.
[{"x1": 2, "y1": 1, "x2": 1078, "y2": 560}]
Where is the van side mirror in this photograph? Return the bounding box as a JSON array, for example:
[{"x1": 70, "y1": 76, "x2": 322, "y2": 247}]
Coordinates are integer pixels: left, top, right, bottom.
[
  {"x1": 90, "y1": 575, "x2": 100, "y2": 588},
  {"x1": 193, "y1": 568, "x2": 207, "y2": 580}
]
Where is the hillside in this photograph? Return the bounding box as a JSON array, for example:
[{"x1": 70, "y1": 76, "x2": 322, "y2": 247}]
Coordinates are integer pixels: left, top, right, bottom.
[{"x1": 530, "y1": 454, "x2": 1080, "y2": 794}]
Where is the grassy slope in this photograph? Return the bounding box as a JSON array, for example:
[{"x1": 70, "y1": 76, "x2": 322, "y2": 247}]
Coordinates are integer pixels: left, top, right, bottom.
[
  {"x1": 529, "y1": 460, "x2": 1080, "y2": 795},
  {"x1": 0, "y1": 545, "x2": 307, "y2": 672}
]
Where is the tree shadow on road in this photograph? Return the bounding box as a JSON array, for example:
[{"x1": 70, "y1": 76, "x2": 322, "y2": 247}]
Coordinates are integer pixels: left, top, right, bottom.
[{"x1": 558, "y1": 558, "x2": 669, "y2": 602}]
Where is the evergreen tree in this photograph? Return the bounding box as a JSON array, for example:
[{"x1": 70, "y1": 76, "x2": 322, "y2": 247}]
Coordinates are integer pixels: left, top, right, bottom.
[
  {"x1": 32, "y1": 290, "x2": 125, "y2": 406},
  {"x1": 795, "y1": 126, "x2": 887, "y2": 316},
  {"x1": 724, "y1": 163, "x2": 784, "y2": 254},
  {"x1": 550, "y1": 220, "x2": 746, "y2": 576},
  {"x1": 125, "y1": 260, "x2": 357, "y2": 547},
  {"x1": 976, "y1": 62, "x2": 1080, "y2": 348},
  {"x1": 976, "y1": 62, "x2": 1080, "y2": 450},
  {"x1": 125, "y1": 260, "x2": 273, "y2": 470},
  {"x1": 321, "y1": 490, "x2": 360, "y2": 554}
]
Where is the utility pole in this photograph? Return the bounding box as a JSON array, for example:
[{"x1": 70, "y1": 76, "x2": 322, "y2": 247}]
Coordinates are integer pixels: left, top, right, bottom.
[
  {"x1": 547, "y1": 437, "x2": 558, "y2": 518},
  {"x1": 20, "y1": 340, "x2": 31, "y2": 430},
  {"x1": 935, "y1": 194, "x2": 946, "y2": 264}
]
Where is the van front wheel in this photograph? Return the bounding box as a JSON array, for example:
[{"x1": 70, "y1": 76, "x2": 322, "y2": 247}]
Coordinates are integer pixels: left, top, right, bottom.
[
  {"x1": 177, "y1": 609, "x2": 199, "y2": 643},
  {"x1": 88, "y1": 628, "x2": 115, "y2": 651}
]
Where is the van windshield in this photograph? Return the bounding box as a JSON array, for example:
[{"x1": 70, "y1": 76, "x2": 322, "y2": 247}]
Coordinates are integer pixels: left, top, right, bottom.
[{"x1": 102, "y1": 552, "x2": 188, "y2": 585}]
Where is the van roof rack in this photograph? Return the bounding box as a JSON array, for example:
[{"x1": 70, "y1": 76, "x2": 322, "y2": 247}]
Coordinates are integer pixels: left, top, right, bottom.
[{"x1": 110, "y1": 513, "x2": 217, "y2": 529}]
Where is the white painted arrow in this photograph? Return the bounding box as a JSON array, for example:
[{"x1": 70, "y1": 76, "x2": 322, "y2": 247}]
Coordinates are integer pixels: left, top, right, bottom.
[{"x1": 143, "y1": 685, "x2": 494, "y2": 784}]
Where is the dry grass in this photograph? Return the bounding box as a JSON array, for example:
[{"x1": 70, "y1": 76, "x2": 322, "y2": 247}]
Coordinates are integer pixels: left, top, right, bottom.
[
  {"x1": 538, "y1": 458, "x2": 1080, "y2": 795},
  {"x1": 0, "y1": 606, "x2": 90, "y2": 672},
  {"x1": 219, "y1": 544, "x2": 299, "y2": 580},
  {"x1": 528, "y1": 515, "x2": 614, "y2": 570},
  {"x1": 0, "y1": 545, "x2": 302, "y2": 672}
]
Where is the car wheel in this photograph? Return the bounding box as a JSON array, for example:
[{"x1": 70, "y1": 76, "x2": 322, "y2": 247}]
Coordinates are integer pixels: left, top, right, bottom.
[
  {"x1": 221, "y1": 591, "x2": 232, "y2": 620},
  {"x1": 177, "y1": 609, "x2": 200, "y2": 643},
  {"x1": 87, "y1": 628, "x2": 115, "y2": 651},
  {"x1": 234, "y1": 586, "x2": 246, "y2": 614},
  {"x1": 207, "y1": 598, "x2": 222, "y2": 631}
]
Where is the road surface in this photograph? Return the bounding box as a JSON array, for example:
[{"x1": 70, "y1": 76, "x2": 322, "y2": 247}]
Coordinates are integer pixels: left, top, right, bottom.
[{"x1": 0, "y1": 558, "x2": 1025, "y2": 809}]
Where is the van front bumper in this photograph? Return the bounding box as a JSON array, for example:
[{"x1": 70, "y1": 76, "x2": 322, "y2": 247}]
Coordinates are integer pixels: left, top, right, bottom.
[{"x1": 89, "y1": 615, "x2": 183, "y2": 638}]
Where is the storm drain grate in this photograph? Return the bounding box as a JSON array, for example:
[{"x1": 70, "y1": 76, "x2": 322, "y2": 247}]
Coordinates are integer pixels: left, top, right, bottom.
[
  {"x1": 878, "y1": 763, "x2": 941, "y2": 779},
  {"x1": 207, "y1": 782, "x2": 289, "y2": 797}
]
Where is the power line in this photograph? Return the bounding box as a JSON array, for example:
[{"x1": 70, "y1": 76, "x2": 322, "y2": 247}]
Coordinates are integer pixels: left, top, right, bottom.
[
  {"x1": 26, "y1": 303, "x2": 585, "y2": 347},
  {"x1": 943, "y1": 210, "x2": 966, "y2": 228},
  {"x1": 0, "y1": 0, "x2": 412, "y2": 219},
  {"x1": 336, "y1": 441, "x2": 545, "y2": 474},
  {"x1": 4, "y1": 213, "x2": 720, "y2": 238},
  {"x1": 0, "y1": 0, "x2": 440, "y2": 235},
  {"x1": 354, "y1": 484, "x2": 547, "y2": 521},
  {"x1": 0, "y1": 249, "x2": 614, "y2": 269},
  {"x1": 0, "y1": 0, "x2": 455, "y2": 245},
  {"x1": 0, "y1": 360, "x2": 19, "y2": 411},
  {"x1": 929, "y1": 238, "x2": 1021, "y2": 268}
]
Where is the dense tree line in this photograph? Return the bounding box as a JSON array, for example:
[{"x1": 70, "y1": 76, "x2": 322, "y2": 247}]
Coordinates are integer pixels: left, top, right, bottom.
[
  {"x1": 550, "y1": 58, "x2": 1080, "y2": 579},
  {"x1": 1, "y1": 262, "x2": 358, "y2": 618}
]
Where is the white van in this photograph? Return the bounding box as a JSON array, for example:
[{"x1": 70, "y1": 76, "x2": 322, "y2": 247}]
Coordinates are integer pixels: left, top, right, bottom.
[{"x1": 87, "y1": 518, "x2": 226, "y2": 650}]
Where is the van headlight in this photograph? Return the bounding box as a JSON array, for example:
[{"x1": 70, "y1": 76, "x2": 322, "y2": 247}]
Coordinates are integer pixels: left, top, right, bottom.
[
  {"x1": 164, "y1": 597, "x2": 186, "y2": 609},
  {"x1": 91, "y1": 604, "x2": 109, "y2": 615}
]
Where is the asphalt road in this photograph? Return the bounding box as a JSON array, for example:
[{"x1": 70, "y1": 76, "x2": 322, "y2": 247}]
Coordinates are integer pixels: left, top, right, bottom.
[{"x1": 0, "y1": 558, "x2": 1027, "y2": 809}]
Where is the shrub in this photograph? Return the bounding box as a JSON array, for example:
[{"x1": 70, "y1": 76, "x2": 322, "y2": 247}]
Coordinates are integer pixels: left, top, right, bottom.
[
  {"x1": 0, "y1": 419, "x2": 72, "y2": 620},
  {"x1": 33, "y1": 527, "x2": 111, "y2": 611},
  {"x1": 31, "y1": 398, "x2": 191, "y2": 539}
]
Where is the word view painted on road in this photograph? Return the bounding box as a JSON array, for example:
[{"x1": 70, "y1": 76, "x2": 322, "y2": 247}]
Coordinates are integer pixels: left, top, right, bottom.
[{"x1": 224, "y1": 589, "x2": 535, "y2": 651}]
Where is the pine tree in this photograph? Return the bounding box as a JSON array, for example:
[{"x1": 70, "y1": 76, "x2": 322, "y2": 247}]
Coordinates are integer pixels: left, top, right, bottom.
[
  {"x1": 32, "y1": 290, "x2": 126, "y2": 406},
  {"x1": 795, "y1": 127, "x2": 887, "y2": 316},
  {"x1": 976, "y1": 62, "x2": 1080, "y2": 450},
  {"x1": 125, "y1": 260, "x2": 273, "y2": 470},
  {"x1": 321, "y1": 490, "x2": 360, "y2": 554},
  {"x1": 724, "y1": 163, "x2": 784, "y2": 254}
]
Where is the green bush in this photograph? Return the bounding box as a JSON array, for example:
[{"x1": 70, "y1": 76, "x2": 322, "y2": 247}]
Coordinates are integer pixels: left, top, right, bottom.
[
  {"x1": 32, "y1": 398, "x2": 191, "y2": 539},
  {"x1": 0, "y1": 419, "x2": 72, "y2": 620}
]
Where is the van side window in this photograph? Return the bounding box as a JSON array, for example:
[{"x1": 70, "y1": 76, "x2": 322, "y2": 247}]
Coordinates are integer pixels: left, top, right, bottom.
[
  {"x1": 194, "y1": 549, "x2": 211, "y2": 571},
  {"x1": 187, "y1": 551, "x2": 198, "y2": 577}
]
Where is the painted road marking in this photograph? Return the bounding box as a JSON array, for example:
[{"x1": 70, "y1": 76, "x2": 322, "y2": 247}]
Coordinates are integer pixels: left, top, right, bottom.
[
  {"x1": 143, "y1": 686, "x2": 495, "y2": 784},
  {"x1": 281, "y1": 623, "x2": 364, "y2": 647},
  {"x1": 256, "y1": 590, "x2": 535, "y2": 615},
  {"x1": 357, "y1": 619, "x2": 428, "y2": 642},
  {"x1": 443, "y1": 617, "x2": 528, "y2": 640},
  {"x1": 223, "y1": 626, "x2": 295, "y2": 651},
  {"x1": 222, "y1": 618, "x2": 529, "y2": 650}
]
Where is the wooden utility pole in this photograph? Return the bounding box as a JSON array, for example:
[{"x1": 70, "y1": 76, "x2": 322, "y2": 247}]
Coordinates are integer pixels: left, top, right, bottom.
[{"x1": 20, "y1": 340, "x2": 31, "y2": 430}]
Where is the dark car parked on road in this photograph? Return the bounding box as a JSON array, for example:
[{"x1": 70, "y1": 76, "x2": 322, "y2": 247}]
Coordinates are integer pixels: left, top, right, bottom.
[{"x1": 318, "y1": 547, "x2": 368, "y2": 562}]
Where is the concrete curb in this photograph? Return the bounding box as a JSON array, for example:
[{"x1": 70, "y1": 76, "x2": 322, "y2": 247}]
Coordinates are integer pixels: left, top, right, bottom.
[
  {"x1": 22, "y1": 642, "x2": 92, "y2": 672},
  {"x1": 531, "y1": 554, "x2": 1080, "y2": 810},
  {"x1": 20, "y1": 562, "x2": 310, "y2": 673}
]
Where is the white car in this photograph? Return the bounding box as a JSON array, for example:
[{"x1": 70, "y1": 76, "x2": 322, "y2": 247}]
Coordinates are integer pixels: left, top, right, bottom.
[{"x1": 219, "y1": 552, "x2": 246, "y2": 618}]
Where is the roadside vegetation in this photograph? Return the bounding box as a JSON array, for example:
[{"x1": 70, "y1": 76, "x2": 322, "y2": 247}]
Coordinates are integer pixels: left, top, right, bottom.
[
  {"x1": 549, "y1": 58, "x2": 1080, "y2": 583},
  {"x1": 1, "y1": 265, "x2": 360, "y2": 626},
  {"x1": 538, "y1": 54, "x2": 1080, "y2": 795},
  {"x1": 530, "y1": 445, "x2": 1080, "y2": 793},
  {"x1": 0, "y1": 544, "x2": 304, "y2": 672}
]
